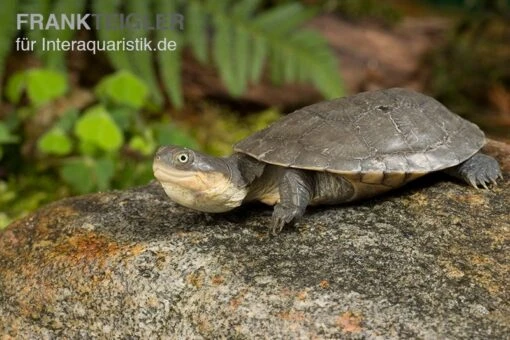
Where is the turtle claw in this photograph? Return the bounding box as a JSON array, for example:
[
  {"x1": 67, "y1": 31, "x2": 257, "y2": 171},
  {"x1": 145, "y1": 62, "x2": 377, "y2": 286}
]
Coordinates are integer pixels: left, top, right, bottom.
[
  {"x1": 466, "y1": 175, "x2": 478, "y2": 189},
  {"x1": 271, "y1": 217, "x2": 286, "y2": 235},
  {"x1": 478, "y1": 173, "x2": 489, "y2": 189},
  {"x1": 271, "y1": 204, "x2": 301, "y2": 235},
  {"x1": 469, "y1": 174, "x2": 491, "y2": 190},
  {"x1": 454, "y1": 153, "x2": 502, "y2": 190}
]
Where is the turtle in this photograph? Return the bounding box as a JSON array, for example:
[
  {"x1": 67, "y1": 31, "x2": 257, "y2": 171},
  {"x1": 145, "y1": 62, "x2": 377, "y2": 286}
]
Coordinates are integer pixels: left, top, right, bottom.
[{"x1": 153, "y1": 88, "x2": 502, "y2": 234}]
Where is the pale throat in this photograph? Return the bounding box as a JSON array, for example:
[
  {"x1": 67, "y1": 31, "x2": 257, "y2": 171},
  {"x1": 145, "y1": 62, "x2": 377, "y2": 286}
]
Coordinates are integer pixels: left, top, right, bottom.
[{"x1": 157, "y1": 169, "x2": 247, "y2": 213}]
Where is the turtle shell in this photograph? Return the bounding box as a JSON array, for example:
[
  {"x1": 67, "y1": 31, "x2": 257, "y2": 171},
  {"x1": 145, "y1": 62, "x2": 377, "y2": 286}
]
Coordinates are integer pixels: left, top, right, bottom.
[{"x1": 234, "y1": 88, "x2": 485, "y2": 177}]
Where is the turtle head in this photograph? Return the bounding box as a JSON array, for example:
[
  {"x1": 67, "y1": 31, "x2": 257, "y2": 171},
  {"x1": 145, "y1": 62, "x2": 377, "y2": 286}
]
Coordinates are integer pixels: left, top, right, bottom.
[{"x1": 153, "y1": 145, "x2": 248, "y2": 212}]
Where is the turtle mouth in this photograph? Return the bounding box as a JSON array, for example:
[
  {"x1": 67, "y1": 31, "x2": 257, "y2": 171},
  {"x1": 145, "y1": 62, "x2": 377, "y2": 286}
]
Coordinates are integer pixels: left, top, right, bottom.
[{"x1": 153, "y1": 164, "x2": 196, "y2": 182}]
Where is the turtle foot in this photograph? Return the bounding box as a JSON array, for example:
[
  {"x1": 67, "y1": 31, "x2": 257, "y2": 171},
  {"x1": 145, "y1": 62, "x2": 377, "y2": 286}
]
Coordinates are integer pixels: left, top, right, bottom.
[{"x1": 452, "y1": 153, "x2": 502, "y2": 189}]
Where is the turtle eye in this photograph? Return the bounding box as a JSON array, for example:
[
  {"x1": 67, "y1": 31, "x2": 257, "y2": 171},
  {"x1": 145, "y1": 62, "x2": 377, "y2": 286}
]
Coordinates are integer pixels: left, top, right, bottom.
[
  {"x1": 177, "y1": 152, "x2": 189, "y2": 164},
  {"x1": 173, "y1": 150, "x2": 194, "y2": 166}
]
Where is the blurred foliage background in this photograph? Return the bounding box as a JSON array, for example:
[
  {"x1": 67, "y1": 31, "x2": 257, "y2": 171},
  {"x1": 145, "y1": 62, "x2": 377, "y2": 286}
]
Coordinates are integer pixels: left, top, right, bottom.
[{"x1": 1, "y1": 0, "x2": 509, "y2": 228}]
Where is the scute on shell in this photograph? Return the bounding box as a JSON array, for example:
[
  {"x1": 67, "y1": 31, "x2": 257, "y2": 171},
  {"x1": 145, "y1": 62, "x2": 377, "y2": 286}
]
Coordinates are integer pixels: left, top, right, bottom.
[{"x1": 234, "y1": 88, "x2": 485, "y2": 175}]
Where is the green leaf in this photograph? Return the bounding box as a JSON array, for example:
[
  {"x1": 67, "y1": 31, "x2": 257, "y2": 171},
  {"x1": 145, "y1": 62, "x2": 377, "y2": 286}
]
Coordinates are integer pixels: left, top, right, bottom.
[
  {"x1": 78, "y1": 139, "x2": 98, "y2": 156},
  {"x1": 60, "y1": 159, "x2": 95, "y2": 194},
  {"x1": 26, "y1": 69, "x2": 68, "y2": 106},
  {"x1": 0, "y1": 122, "x2": 19, "y2": 144},
  {"x1": 113, "y1": 161, "x2": 154, "y2": 189},
  {"x1": 95, "y1": 71, "x2": 149, "y2": 109},
  {"x1": 94, "y1": 157, "x2": 115, "y2": 190},
  {"x1": 154, "y1": 124, "x2": 198, "y2": 149},
  {"x1": 55, "y1": 109, "x2": 79, "y2": 132},
  {"x1": 129, "y1": 135, "x2": 155, "y2": 156},
  {"x1": 37, "y1": 127, "x2": 72, "y2": 155},
  {"x1": 60, "y1": 156, "x2": 114, "y2": 193},
  {"x1": 5, "y1": 72, "x2": 26, "y2": 104},
  {"x1": 109, "y1": 107, "x2": 136, "y2": 131},
  {"x1": 74, "y1": 105, "x2": 124, "y2": 152},
  {"x1": 5, "y1": 69, "x2": 68, "y2": 105}
]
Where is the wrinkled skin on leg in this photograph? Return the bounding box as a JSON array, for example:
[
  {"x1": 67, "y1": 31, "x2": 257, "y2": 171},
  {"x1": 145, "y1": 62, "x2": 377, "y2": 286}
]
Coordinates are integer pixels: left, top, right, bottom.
[{"x1": 272, "y1": 169, "x2": 314, "y2": 234}]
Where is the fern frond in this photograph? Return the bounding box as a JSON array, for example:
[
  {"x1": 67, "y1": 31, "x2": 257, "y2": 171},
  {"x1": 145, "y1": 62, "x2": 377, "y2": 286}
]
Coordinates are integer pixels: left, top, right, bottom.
[
  {"x1": 186, "y1": 2, "x2": 208, "y2": 63},
  {"x1": 253, "y1": 2, "x2": 313, "y2": 33},
  {"x1": 287, "y1": 30, "x2": 345, "y2": 98},
  {"x1": 207, "y1": 0, "x2": 231, "y2": 13},
  {"x1": 233, "y1": 26, "x2": 250, "y2": 93},
  {"x1": 0, "y1": 0, "x2": 17, "y2": 95},
  {"x1": 44, "y1": 0, "x2": 86, "y2": 71},
  {"x1": 212, "y1": 13, "x2": 237, "y2": 94},
  {"x1": 249, "y1": 36, "x2": 267, "y2": 83},
  {"x1": 19, "y1": 0, "x2": 52, "y2": 60},
  {"x1": 125, "y1": 0, "x2": 162, "y2": 105},
  {"x1": 232, "y1": 0, "x2": 263, "y2": 17},
  {"x1": 92, "y1": 0, "x2": 132, "y2": 72},
  {"x1": 197, "y1": 0, "x2": 343, "y2": 99},
  {"x1": 155, "y1": 0, "x2": 183, "y2": 108},
  {"x1": 68, "y1": 0, "x2": 343, "y2": 108}
]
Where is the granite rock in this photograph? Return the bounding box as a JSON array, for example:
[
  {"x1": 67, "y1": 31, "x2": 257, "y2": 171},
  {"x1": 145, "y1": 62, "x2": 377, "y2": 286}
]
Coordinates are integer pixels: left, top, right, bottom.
[{"x1": 0, "y1": 141, "x2": 509, "y2": 338}]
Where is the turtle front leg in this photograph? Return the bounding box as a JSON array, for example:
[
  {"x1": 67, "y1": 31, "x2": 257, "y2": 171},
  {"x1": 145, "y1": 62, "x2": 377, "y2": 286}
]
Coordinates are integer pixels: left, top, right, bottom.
[{"x1": 272, "y1": 169, "x2": 314, "y2": 234}]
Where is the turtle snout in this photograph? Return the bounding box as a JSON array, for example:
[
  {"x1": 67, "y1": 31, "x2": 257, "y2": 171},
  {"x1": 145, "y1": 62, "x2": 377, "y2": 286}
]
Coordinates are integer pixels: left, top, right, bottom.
[{"x1": 154, "y1": 145, "x2": 175, "y2": 164}]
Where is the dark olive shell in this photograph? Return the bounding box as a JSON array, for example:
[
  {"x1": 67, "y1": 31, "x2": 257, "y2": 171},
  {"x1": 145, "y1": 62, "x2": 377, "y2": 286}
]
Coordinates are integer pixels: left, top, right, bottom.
[{"x1": 234, "y1": 88, "x2": 485, "y2": 176}]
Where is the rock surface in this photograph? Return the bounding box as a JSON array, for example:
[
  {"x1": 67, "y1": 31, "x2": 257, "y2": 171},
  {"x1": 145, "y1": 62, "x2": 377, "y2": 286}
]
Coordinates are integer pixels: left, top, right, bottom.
[{"x1": 1, "y1": 141, "x2": 509, "y2": 339}]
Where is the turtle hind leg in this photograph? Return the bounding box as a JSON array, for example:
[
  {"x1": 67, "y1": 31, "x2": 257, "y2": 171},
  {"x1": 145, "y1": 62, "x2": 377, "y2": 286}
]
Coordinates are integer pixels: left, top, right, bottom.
[{"x1": 445, "y1": 152, "x2": 502, "y2": 189}]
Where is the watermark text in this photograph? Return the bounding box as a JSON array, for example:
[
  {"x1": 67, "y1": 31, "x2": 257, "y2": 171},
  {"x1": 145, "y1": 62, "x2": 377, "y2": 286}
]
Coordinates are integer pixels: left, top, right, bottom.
[{"x1": 17, "y1": 13, "x2": 184, "y2": 31}]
